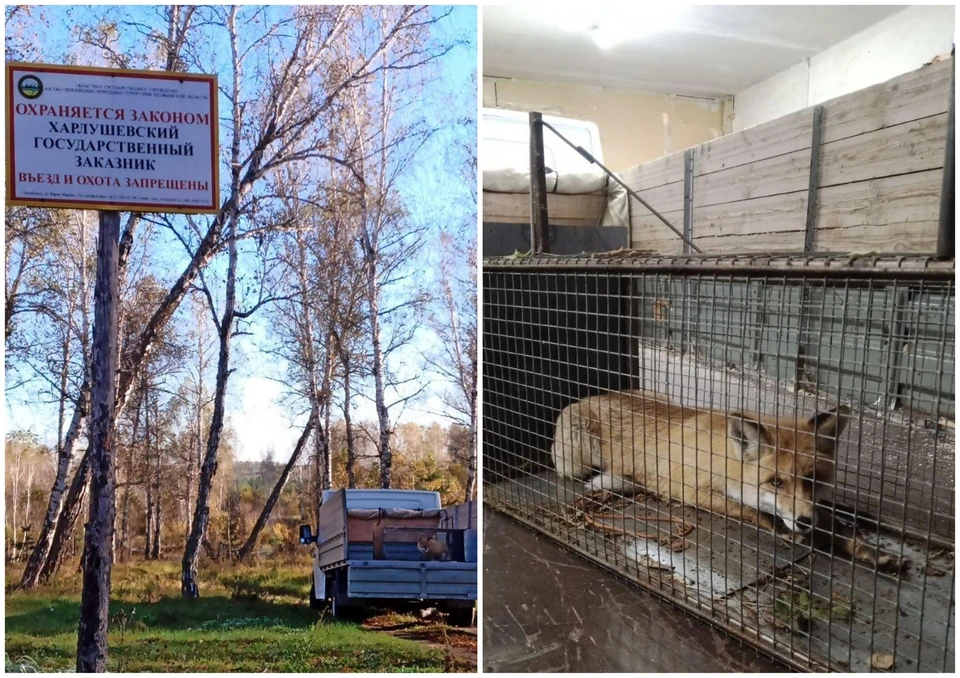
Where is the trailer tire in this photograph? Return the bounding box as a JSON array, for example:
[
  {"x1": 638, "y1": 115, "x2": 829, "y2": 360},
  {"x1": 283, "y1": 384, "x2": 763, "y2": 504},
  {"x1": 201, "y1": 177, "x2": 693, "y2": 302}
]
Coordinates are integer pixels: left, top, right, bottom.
[
  {"x1": 330, "y1": 573, "x2": 357, "y2": 620},
  {"x1": 331, "y1": 590, "x2": 354, "y2": 620},
  {"x1": 309, "y1": 581, "x2": 323, "y2": 610},
  {"x1": 446, "y1": 606, "x2": 475, "y2": 628}
]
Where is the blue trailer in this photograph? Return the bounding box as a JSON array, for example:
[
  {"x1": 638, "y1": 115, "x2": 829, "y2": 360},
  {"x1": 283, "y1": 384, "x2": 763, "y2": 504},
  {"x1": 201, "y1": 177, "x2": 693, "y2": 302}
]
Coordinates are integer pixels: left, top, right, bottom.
[{"x1": 299, "y1": 489, "x2": 477, "y2": 625}]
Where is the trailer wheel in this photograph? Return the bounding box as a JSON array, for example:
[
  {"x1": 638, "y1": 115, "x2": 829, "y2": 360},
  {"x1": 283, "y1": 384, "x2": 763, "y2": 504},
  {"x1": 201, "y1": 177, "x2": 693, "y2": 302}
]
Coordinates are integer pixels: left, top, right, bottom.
[
  {"x1": 331, "y1": 589, "x2": 355, "y2": 620},
  {"x1": 330, "y1": 573, "x2": 356, "y2": 620},
  {"x1": 309, "y1": 580, "x2": 323, "y2": 610},
  {"x1": 445, "y1": 606, "x2": 475, "y2": 628}
]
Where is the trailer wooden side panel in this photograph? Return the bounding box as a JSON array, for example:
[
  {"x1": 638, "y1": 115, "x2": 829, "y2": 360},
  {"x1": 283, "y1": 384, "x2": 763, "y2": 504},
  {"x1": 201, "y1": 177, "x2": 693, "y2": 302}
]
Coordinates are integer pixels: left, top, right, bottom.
[
  {"x1": 316, "y1": 489, "x2": 347, "y2": 569},
  {"x1": 483, "y1": 191, "x2": 607, "y2": 226}
]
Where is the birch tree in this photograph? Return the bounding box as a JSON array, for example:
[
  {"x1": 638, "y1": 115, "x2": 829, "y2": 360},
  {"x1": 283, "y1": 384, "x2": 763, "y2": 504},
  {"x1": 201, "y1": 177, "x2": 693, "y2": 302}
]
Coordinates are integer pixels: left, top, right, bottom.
[
  {"x1": 16, "y1": 210, "x2": 95, "y2": 589},
  {"x1": 429, "y1": 234, "x2": 478, "y2": 501},
  {"x1": 345, "y1": 14, "x2": 443, "y2": 487},
  {"x1": 427, "y1": 107, "x2": 478, "y2": 501}
]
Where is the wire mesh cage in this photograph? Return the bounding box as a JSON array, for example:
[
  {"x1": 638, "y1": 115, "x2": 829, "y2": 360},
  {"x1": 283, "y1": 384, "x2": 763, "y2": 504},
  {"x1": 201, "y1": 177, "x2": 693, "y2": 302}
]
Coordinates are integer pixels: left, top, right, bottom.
[{"x1": 483, "y1": 253, "x2": 955, "y2": 672}]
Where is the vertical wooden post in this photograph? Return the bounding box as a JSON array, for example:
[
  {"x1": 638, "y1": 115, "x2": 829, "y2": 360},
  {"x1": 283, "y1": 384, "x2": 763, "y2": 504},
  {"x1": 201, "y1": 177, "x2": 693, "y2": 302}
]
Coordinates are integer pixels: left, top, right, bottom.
[
  {"x1": 76, "y1": 210, "x2": 120, "y2": 673},
  {"x1": 682, "y1": 149, "x2": 695, "y2": 255},
  {"x1": 529, "y1": 111, "x2": 550, "y2": 254},
  {"x1": 804, "y1": 106, "x2": 825, "y2": 252},
  {"x1": 937, "y1": 47, "x2": 955, "y2": 260}
]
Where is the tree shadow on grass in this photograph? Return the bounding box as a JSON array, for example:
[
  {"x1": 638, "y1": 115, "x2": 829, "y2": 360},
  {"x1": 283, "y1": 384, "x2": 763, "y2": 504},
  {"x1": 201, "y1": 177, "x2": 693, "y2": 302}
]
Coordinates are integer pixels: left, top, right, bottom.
[
  {"x1": 5, "y1": 594, "x2": 318, "y2": 638},
  {"x1": 5, "y1": 594, "x2": 447, "y2": 673},
  {"x1": 4, "y1": 599, "x2": 82, "y2": 636}
]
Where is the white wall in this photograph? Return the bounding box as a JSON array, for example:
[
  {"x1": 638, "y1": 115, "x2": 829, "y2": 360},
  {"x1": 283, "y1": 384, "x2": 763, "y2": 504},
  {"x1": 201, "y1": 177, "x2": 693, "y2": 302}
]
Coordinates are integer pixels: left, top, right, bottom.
[
  {"x1": 733, "y1": 5, "x2": 955, "y2": 131},
  {"x1": 733, "y1": 61, "x2": 810, "y2": 132},
  {"x1": 483, "y1": 77, "x2": 729, "y2": 172}
]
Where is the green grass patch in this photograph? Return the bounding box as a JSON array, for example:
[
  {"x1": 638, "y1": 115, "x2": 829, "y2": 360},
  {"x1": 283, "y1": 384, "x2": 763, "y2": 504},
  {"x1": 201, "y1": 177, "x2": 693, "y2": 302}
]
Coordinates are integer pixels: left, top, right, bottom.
[
  {"x1": 774, "y1": 589, "x2": 854, "y2": 633},
  {"x1": 5, "y1": 560, "x2": 452, "y2": 672}
]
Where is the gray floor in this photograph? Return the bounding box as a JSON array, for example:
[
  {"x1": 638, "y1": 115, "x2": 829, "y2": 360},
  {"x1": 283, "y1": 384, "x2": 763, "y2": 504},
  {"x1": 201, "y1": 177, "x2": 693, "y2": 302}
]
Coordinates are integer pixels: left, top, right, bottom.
[{"x1": 483, "y1": 507, "x2": 788, "y2": 672}]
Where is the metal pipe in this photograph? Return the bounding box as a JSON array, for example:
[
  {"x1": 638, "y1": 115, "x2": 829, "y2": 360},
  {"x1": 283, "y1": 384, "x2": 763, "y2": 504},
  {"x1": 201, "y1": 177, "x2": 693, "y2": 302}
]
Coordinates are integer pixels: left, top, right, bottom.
[
  {"x1": 936, "y1": 46, "x2": 955, "y2": 260},
  {"x1": 484, "y1": 261, "x2": 955, "y2": 280},
  {"x1": 539, "y1": 119, "x2": 703, "y2": 254}
]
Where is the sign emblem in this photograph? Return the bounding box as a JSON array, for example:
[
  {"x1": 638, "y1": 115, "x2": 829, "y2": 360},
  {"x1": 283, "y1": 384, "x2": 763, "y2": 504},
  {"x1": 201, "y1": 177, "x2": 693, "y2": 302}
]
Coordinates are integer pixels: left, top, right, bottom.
[{"x1": 17, "y1": 74, "x2": 42, "y2": 99}]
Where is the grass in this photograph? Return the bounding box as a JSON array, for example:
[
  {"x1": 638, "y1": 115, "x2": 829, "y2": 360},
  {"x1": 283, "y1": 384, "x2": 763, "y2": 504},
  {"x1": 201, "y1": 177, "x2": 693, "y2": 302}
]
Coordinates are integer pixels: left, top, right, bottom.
[
  {"x1": 773, "y1": 589, "x2": 854, "y2": 634},
  {"x1": 5, "y1": 559, "x2": 462, "y2": 672}
]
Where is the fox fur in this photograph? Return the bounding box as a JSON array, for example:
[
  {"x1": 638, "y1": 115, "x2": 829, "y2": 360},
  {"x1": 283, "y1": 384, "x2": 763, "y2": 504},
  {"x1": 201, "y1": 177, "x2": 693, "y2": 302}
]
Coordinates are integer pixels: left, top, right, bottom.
[
  {"x1": 417, "y1": 535, "x2": 449, "y2": 561},
  {"x1": 551, "y1": 389, "x2": 907, "y2": 575}
]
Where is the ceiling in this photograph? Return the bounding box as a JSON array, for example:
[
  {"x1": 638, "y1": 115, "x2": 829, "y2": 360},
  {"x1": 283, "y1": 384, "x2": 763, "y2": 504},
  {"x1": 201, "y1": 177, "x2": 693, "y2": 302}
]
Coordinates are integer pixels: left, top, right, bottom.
[{"x1": 483, "y1": 5, "x2": 906, "y2": 97}]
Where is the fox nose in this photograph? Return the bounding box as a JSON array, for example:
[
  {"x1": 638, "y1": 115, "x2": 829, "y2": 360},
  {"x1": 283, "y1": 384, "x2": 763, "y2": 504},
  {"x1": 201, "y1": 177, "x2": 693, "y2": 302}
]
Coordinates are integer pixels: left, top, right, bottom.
[{"x1": 795, "y1": 516, "x2": 813, "y2": 533}]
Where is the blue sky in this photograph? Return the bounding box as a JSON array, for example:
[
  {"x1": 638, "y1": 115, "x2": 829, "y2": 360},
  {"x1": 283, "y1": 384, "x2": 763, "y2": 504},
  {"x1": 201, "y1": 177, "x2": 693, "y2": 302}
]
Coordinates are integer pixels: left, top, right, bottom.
[{"x1": 5, "y1": 5, "x2": 478, "y2": 461}]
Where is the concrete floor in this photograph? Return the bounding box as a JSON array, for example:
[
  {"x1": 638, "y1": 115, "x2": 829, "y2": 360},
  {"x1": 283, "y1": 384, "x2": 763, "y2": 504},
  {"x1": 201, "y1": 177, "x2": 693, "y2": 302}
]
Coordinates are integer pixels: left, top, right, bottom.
[{"x1": 482, "y1": 507, "x2": 788, "y2": 673}]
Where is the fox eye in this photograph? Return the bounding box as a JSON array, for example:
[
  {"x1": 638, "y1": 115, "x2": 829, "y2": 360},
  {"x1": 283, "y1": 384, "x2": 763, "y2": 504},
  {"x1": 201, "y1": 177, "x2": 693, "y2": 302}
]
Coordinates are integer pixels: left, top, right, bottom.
[{"x1": 770, "y1": 477, "x2": 783, "y2": 488}]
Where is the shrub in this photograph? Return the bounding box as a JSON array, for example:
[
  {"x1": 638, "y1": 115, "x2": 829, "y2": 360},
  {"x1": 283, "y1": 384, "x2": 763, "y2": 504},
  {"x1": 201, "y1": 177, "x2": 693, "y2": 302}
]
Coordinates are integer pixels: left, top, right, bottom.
[{"x1": 219, "y1": 570, "x2": 268, "y2": 601}]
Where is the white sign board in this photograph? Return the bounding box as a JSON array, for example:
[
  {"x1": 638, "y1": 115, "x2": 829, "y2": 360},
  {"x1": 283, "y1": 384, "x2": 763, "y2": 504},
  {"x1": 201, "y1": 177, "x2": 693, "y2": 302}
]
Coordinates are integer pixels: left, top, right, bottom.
[{"x1": 6, "y1": 63, "x2": 219, "y2": 213}]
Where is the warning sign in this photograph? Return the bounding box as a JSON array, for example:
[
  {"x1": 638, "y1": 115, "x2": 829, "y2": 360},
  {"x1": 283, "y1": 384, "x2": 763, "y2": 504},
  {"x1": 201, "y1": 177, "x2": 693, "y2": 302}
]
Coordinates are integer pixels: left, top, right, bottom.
[{"x1": 6, "y1": 63, "x2": 219, "y2": 213}]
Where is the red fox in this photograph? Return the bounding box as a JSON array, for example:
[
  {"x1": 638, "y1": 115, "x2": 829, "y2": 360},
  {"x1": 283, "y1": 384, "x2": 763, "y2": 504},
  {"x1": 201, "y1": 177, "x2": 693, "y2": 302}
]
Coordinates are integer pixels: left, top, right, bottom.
[
  {"x1": 418, "y1": 535, "x2": 449, "y2": 561},
  {"x1": 551, "y1": 390, "x2": 907, "y2": 575}
]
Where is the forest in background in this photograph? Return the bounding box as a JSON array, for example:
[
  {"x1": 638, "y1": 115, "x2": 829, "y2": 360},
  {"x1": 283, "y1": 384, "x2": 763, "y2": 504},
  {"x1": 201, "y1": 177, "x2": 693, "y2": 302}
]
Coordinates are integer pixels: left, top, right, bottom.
[
  {"x1": 4, "y1": 1, "x2": 477, "y2": 618},
  {"x1": 7, "y1": 420, "x2": 472, "y2": 566}
]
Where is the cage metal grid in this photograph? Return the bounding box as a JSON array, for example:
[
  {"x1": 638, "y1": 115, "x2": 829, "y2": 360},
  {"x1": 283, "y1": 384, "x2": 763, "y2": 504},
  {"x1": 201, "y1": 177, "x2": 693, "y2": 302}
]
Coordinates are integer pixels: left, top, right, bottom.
[{"x1": 482, "y1": 253, "x2": 955, "y2": 672}]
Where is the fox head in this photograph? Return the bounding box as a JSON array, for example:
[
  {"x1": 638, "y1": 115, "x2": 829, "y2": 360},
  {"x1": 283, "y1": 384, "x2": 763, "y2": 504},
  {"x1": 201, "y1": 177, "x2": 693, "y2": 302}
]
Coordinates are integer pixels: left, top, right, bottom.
[
  {"x1": 725, "y1": 406, "x2": 849, "y2": 533},
  {"x1": 418, "y1": 535, "x2": 445, "y2": 550}
]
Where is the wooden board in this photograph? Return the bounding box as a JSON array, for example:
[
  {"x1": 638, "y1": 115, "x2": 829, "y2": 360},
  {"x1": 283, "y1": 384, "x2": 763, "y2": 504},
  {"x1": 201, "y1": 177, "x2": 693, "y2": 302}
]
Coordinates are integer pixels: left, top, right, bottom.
[
  {"x1": 347, "y1": 516, "x2": 440, "y2": 544},
  {"x1": 634, "y1": 192, "x2": 808, "y2": 244},
  {"x1": 627, "y1": 180, "x2": 684, "y2": 218},
  {"x1": 693, "y1": 191, "x2": 808, "y2": 239},
  {"x1": 696, "y1": 108, "x2": 812, "y2": 177},
  {"x1": 630, "y1": 207, "x2": 685, "y2": 244},
  {"x1": 616, "y1": 59, "x2": 951, "y2": 255},
  {"x1": 634, "y1": 170, "x2": 943, "y2": 254},
  {"x1": 694, "y1": 59, "x2": 950, "y2": 177},
  {"x1": 814, "y1": 169, "x2": 942, "y2": 252},
  {"x1": 692, "y1": 111, "x2": 946, "y2": 207},
  {"x1": 483, "y1": 191, "x2": 607, "y2": 226},
  {"x1": 694, "y1": 230, "x2": 808, "y2": 253},
  {"x1": 819, "y1": 58, "x2": 951, "y2": 144},
  {"x1": 819, "y1": 113, "x2": 946, "y2": 186},
  {"x1": 695, "y1": 148, "x2": 810, "y2": 207},
  {"x1": 634, "y1": 238, "x2": 685, "y2": 255},
  {"x1": 442, "y1": 500, "x2": 478, "y2": 529},
  {"x1": 617, "y1": 153, "x2": 685, "y2": 192}
]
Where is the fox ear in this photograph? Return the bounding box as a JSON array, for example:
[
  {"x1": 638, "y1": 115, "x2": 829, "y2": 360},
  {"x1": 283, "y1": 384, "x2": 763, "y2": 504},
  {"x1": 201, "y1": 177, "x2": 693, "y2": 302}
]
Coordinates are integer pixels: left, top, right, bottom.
[
  {"x1": 808, "y1": 405, "x2": 851, "y2": 451},
  {"x1": 728, "y1": 414, "x2": 763, "y2": 462}
]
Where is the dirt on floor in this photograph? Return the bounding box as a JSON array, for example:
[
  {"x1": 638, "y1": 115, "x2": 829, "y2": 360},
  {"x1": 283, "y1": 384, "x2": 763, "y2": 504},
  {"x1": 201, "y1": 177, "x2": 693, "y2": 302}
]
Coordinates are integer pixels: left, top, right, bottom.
[{"x1": 363, "y1": 610, "x2": 477, "y2": 672}]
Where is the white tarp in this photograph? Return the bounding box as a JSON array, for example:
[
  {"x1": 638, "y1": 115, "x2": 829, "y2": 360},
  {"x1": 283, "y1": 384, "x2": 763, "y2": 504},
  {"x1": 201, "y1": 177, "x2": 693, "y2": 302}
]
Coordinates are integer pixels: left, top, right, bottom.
[
  {"x1": 482, "y1": 165, "x2": 629, "y2": 228},
  {"x1": 346, "y1": 508, "x2": 443, "y2": 520}
]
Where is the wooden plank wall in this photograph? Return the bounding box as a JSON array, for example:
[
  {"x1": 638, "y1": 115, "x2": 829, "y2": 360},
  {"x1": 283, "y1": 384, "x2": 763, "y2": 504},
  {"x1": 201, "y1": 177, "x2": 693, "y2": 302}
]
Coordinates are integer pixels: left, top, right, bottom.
[
  {"x1": 483, "y1": 190, "x2": 607, "y2": 226},
  {"x1": 619, "y1": 60, "x2": 951, "y2": 254},
  {"x1": 441, "y1": 500, "x2": 478, "y2": 529}
]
